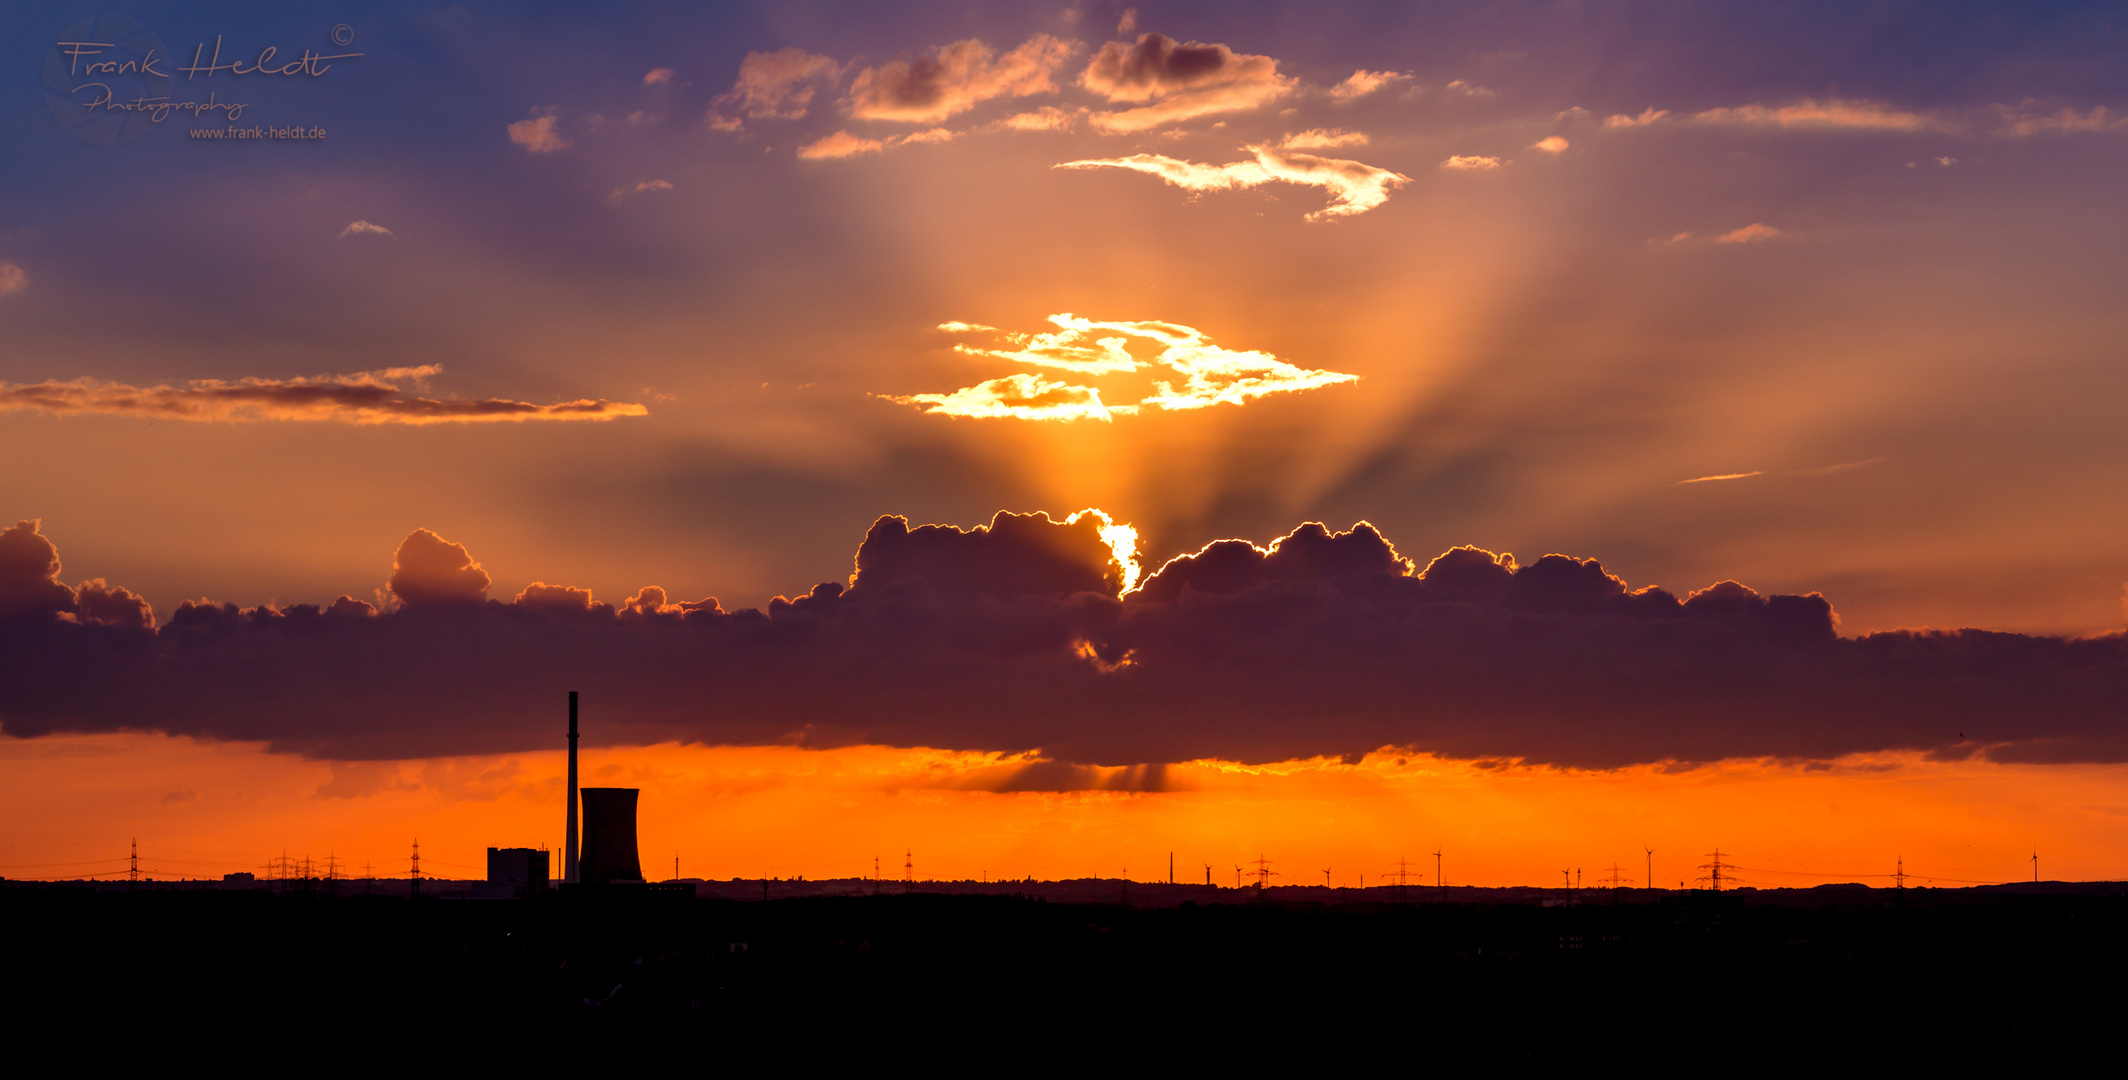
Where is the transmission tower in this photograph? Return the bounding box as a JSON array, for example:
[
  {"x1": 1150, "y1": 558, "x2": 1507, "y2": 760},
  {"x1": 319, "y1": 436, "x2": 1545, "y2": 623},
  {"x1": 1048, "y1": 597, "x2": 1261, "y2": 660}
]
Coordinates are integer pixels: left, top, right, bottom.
[
  {"x1": 1251, "y1": 855, "x2": 1278, "y2": 892},
  {"x1": 902, "y1": 848, "x2": 913, "y2": 893},
  {"x1": 1695, "y1": 847, "x2": 1731, "y2": 891},
  {"x1": 1383, "y1": 857, "x2": 1419, "y2": 904},
  {"x1": 1599, "y1": 863, "x2": 1632, "y2": 890},
  {"x1": 410, "y1": 838, "x2": 422, "y2": 899},
  {"x1": 1893, "y1": 856, "x2": 1907, "y2": 890},
  {"x1": 129, "y1": 838, "x2": 139, "y2": 889}
]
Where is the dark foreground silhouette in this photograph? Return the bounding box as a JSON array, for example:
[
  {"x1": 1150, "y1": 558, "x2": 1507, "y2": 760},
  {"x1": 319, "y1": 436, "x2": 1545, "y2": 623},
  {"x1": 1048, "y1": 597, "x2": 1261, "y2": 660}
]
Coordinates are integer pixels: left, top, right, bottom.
[{"x1": 6, "y1": 881, "x2": 2120, "y2": 1062}]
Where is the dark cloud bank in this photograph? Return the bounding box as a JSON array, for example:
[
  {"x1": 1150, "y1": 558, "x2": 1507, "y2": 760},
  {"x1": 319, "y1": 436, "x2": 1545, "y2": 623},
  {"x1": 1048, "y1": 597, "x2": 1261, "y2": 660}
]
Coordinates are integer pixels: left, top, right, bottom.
[{"x1": 2, "y1": 514, "x2": 2123, "y2": 771}]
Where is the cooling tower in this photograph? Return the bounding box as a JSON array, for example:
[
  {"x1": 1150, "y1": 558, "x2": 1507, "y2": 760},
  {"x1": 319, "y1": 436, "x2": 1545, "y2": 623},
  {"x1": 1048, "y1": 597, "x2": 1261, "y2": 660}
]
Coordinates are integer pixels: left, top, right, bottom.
[{"x1": 578, "y1": 787, "x2": 644, "y2": 884}]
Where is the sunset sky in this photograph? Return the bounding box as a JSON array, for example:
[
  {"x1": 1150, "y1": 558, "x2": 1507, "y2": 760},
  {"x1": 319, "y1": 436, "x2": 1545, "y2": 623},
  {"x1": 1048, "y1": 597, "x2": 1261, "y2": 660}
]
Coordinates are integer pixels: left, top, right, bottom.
[{"x1": 6, "y1": 0, "x2": 2128, "y2": 887}]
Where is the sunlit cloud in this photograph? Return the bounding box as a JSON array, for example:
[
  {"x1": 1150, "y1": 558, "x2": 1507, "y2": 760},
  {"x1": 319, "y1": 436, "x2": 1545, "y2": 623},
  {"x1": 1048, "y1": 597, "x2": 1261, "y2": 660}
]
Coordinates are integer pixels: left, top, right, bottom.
[
  {"x1": 1442, "y1": 79, "x2": 1494, "y2": 99},
  {"x1": 1440, "y1": 154, "x2": 1502, "y2": 170},
  {"x1": 505, "y1": 108, "x2": 569, "y2": 153},
  {"x1": 337, "y1": 220, "x2": 394, "y2": 239},
  {"x1": 1678, "y1": 470, "x2": 1764, "y2": 484},
  {"x1": 995, "y1": 106, "x2": 1080, "y2": 131},
  {"x1": 798, "y1": 128, "x2": 958, "y2": 159},
  {"x1": 1279, "y1": 128, "x2": 1368, "y2": 149},
  {"x1": 1328, "y1": 69, "x2": 1407, "y2": 103},
  {"x1": 848, "y1": 35, "x2": 1076, "y2": 124},
  {"x1": 885, "y1": 373, "x2": 1129, "y2": 422},
  {"x1": 1082, "y1": 33, "x2": 1295, "y2": 132},
  {"x1": 1716, "y1": 223, "x2": 1782, "y2": 244},
  {"x1": 885, "y1": 315, "x2": 1358, "y2": 421},
  {"x1": 1057, "y1": 144, "x2": 1409, "y2": 221},
  {"x1": 707, "y1": 48, "x2": 841, "y2": 129},
  {"x1": 642, "y1": 67, "x2": 674, "y2": 86},
  {"x1": 797, "y1": 130, "x2": 885, "y2": 159},
  {"x1": 1995, "y1": 104, "x2": 2128, "y2": 137},
  {"x1": 1532, "y1": 135, "x2": 1569, "y2": 153},
  {"x1": 1692, "y1": 98, "x2": 1943, "y2": 132},
  {"x1": 0, "y1": 261, "x2": 24, "y2": 295},
  {"x1": 1604, "y1": 107, "x2": 1669, "y2": 128},
  {"x1": 0, "y1": 366, "x2": 648, "y2": 425}
]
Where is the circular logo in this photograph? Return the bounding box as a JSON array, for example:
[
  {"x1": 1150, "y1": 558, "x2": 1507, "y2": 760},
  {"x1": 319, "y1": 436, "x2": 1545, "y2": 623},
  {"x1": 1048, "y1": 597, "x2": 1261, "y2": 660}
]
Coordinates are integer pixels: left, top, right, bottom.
[
  {"x1": 44, "y1": 15, "x2": 172, "y2": 145},
  {"x1": 331, "y1": 23, "x2": 355, "y2": 47}
]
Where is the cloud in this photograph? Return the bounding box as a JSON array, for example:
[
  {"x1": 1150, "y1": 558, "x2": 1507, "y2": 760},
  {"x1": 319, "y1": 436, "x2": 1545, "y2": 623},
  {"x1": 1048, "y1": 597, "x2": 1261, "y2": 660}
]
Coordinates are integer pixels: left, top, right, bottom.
[
  {"x1": 1691, "y1": 98, "x2": 1942, "y2": 132},
  {"x1": 1328, "y1": 70, "x2": 1407, "y2": 103},
  {"x1": 884, "y1": 373, "x2": 1126, "y2": 422},
  {"x1": 1116, "y1": 8, "x2": 1138, "y2": 35},
  {"x1": 1058, "y1": 144, "x2": 1409, "y2": 220},
  {"x1": 1442, "y1": 79, "x2": 1494, "y2": 99},
  {"x1": 1440, "y1": 155, "x2": 1502, "y2": 170},
  {"x1": 506, "y1": 108, "x2": 569, "y2": 153},
  {"x1": 1532, "y1": 136, "x2": 1569, "y2": 153},
  {"x1": 1995, "y1": 104, "x2": 2128, "y2": 137},
  {"x1": 1716, "y1": 223, "x2": 1781, "y2": 244},
  {"x1": 389, "y1": 529, "x2": 492, "y2": 607},
  {"x1": 0, "y1": 366, "x2": 649, "y2": 425},
  {"x1": 847, "y1": 35, "x2": 1076, "y2": 124},
  {"x1": 798, "y1": 131, "x2": 885, "y2": 159},
  {"x1": 610, "y1": 179, "x2": 674, "y2": 202},
  {"x1": 0, "y1": 520, "x2": 151, "y2": 627},
  {"x1": 1081, "y1": 33, "x2": 1295, "y2": 132},
  {"x1": 1278, "y1": 128, "x2": 1367, "y2": 150},
  {"x1": 337, "y1": 220, "x2": 395, "y2": 239},
  {"x1": 798, "y1": 129, "x2": 957, "y2": 160},
  {"x1": 887, "y1": 314, "x2": 1357, "y2": 420},
  {"x1": 642, "y1": 67, "x2": 674, "y2": 86},
  {"x1": 996, "y1": 106, "x2": 1080, "y2": 132},
  {"x1": 9, "y1": 515, "x2": 2128, "y2": 769},
  {"x1": 0, "y1": 261, "x2": 26, "y2": 295},
  {"x1": 1678, "y1": 471, "x2": 1763, "y2": 484},
  {"x1": 708, "y1": 48, "x2": 841, "y2": 127},
  {"x1": 1604, "y1": 108, "x2": 1669, "y2": 128}
]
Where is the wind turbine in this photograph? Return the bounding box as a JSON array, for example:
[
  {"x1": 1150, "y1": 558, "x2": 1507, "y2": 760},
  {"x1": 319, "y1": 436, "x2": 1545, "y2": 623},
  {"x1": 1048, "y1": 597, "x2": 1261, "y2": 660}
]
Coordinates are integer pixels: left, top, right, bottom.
[
  {"x1": 1644, "y1": 846, "x2": 1654, "y2": 890},
  {"x1": 1323, "y1": 866, "x2": 1333, "y2": 888}
]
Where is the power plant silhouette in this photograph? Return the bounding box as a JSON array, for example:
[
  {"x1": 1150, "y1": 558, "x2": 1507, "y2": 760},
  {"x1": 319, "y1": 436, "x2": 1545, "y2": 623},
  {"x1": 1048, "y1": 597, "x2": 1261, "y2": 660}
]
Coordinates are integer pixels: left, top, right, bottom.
[{"x1": 491, "y1": 690, "x2": 645, "y2": 892}]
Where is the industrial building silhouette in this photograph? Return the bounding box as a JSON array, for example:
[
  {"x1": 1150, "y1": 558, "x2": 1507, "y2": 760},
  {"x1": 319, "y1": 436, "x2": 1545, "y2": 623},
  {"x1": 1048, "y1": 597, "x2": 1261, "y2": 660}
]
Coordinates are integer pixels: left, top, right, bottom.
[{"x1": 489, "y1": 691, "x2": 643, "y2": 891}]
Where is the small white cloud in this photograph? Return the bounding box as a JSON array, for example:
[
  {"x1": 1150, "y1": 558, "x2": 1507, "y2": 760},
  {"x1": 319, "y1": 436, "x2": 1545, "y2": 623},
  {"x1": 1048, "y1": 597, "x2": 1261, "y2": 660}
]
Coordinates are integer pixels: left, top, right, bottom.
[
  {"x1": 0, "y1": 261, "x2": 26, "y2": 295},
  {"x1": 506, "y1": 108, "x2": 570, "y2": 153},
  {"x1": 1532, "y1": 135, "x2": 1569, "y2": 153},
  {"x1": 1935, "y1": 155, "x2": 1957, "y2": 166},
  {"x1": 1442, "y1": 79, "x2": 1494, "y2": 98},
  {"x1": 1117, "y1": 8, "x2": 1138, "y2": 34},
  {"x1": 338, "y1": 220, "x2": 396, "y2": 239},
  {"x1": 1677, "y1": 470, "x2": 1763, "y2": 485},
  {"x1": 1440, "y1": 154, "x2": 1502, "y2": 170},
  {"x1": 643, "y1": 67, "x2": 675, "y2": 86}
]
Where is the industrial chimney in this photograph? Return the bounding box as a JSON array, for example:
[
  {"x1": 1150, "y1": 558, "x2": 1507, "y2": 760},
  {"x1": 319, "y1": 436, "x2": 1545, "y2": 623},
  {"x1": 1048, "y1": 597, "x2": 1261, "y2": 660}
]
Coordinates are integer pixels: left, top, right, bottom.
[
  {"x1": 578, "y1": 787, "x2": 644, "y2": 884},
  {"x1": 564, "y1": 691, "x2": 580, "y2": 884}
]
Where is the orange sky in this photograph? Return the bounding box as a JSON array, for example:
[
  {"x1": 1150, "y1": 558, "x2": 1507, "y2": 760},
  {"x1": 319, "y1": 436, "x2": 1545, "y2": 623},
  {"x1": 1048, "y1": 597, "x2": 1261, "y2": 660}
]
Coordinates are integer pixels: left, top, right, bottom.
[
  {"x1": 7, "y1": 4, "x2": 2128, "y2": 884},
  {"x1": 8, "y1": 732, "x2": 2121, "y2": 887}
]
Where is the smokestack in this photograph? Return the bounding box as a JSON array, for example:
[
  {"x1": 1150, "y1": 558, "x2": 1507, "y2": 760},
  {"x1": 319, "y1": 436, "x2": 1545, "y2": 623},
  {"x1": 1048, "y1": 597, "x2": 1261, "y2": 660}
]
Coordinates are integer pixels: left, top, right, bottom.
[{"x1": 564, "y1": 690, "x2": 580, "y2": 884}]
